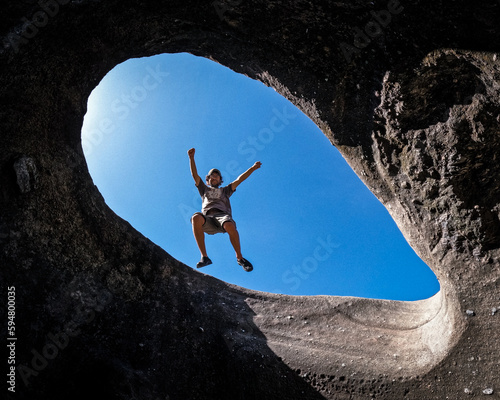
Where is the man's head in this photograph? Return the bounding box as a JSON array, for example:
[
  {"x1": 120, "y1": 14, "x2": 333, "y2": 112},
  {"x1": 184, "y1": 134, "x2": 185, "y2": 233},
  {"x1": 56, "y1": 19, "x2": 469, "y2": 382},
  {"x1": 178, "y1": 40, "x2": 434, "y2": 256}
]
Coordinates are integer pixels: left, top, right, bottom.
[{"x1": 206, "y1": 168, "x2": 223, "y2": 188}]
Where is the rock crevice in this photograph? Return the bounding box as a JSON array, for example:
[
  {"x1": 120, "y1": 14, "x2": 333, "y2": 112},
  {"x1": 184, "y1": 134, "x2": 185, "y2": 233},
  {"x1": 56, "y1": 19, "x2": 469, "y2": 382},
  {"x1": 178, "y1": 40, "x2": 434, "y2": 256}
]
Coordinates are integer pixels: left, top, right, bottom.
[{"x1": 1, "y1": 1, "x2": 499, "y2": 399}]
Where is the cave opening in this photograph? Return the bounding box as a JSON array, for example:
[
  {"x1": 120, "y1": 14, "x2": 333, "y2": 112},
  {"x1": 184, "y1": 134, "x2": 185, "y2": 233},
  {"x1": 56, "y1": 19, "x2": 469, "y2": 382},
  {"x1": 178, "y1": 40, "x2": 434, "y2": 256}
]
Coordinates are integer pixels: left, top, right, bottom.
[{"x1": 81, "y1": 52, "x2": 439, "y2": 300}]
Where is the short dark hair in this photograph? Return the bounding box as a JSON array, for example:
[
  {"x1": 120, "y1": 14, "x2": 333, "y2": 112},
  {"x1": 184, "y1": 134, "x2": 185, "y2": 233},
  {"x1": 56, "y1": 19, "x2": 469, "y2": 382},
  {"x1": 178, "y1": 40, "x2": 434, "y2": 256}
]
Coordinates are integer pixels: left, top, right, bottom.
[{"x1": 205, "y1": 169, "x2": 223, "y2": 185}]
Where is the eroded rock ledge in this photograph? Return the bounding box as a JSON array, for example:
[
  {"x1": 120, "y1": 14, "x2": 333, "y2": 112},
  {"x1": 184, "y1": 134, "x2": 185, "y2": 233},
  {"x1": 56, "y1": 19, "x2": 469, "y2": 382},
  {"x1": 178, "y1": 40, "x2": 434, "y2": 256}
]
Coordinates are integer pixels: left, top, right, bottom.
[{"x1": 1, "y1": 1, "x2": 499, "y2": 399}]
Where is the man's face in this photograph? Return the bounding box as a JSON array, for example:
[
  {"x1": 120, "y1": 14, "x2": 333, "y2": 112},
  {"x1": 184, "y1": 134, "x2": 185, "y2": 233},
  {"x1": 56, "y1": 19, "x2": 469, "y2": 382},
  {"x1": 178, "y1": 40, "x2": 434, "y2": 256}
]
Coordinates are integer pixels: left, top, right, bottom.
[{"x1": 208, "y1": 172, "x2": 221, "y2": 187}]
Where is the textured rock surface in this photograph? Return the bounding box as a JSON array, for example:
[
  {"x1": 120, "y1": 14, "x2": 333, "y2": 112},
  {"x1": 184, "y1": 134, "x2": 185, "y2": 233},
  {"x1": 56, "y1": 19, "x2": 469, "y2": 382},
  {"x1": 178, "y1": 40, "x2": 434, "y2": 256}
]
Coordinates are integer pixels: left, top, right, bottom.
[{"x1": 1, "y1": 1, "x2": 499, "y2": 399}]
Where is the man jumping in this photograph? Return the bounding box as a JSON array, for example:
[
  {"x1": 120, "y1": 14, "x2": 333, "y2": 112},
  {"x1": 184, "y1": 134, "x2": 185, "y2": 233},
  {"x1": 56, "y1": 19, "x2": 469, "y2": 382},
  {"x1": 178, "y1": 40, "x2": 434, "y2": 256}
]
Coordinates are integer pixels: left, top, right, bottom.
[{"x1": 188, "y1": 148, "x2": 261, "y2": 272}]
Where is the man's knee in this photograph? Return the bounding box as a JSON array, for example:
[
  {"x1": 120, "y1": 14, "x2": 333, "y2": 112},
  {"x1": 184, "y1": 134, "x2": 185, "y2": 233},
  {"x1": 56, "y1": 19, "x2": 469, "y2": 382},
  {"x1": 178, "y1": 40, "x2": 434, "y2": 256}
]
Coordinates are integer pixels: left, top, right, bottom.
[
  {"x1": 223, "y1": 221, "x2": 237, "y2": 233},
  {"x1": 191, "y1": 213, "x2": 205, "y2": 226}
]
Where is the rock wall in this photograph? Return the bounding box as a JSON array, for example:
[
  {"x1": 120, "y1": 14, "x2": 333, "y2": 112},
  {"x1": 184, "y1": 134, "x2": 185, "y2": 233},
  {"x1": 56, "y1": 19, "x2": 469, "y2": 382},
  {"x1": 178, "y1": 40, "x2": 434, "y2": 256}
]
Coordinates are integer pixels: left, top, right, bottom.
[{"x1": 1, "y1": 1, "x2": 499, "y2": 399}]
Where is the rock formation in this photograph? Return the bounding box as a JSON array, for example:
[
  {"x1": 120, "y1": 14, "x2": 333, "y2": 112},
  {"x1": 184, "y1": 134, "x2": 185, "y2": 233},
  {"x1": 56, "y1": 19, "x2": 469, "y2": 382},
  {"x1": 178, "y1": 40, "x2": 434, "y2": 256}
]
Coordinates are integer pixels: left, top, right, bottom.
[{"x1": 1, "y1": 0, "x2": 499, "y2": 399}]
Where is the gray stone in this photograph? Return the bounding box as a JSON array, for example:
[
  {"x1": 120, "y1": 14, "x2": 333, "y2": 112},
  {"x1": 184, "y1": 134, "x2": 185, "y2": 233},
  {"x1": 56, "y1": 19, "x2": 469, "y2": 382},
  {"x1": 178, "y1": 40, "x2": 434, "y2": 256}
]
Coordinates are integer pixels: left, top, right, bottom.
[
  {"x1": 1, "y1": 1, "x2": 499, "y2": 399},
  {"x1": 13, "y1": 156, "x2": 38, "y2": 193}
]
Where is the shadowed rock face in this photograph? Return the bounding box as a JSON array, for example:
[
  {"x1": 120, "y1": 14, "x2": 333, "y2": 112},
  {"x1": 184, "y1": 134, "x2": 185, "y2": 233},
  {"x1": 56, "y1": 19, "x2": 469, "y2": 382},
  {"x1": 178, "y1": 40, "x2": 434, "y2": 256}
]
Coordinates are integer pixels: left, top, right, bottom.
[{"x1": 1, "y1": 1, "x2": 499, "y2": 399}]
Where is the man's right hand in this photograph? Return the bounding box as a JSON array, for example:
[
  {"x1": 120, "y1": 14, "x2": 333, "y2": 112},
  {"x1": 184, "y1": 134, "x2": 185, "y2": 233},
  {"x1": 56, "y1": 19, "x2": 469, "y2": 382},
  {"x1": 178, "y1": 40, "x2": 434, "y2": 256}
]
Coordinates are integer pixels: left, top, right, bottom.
[{"x1": 188, "y1": 148, "x2": 200, "y2": 185}]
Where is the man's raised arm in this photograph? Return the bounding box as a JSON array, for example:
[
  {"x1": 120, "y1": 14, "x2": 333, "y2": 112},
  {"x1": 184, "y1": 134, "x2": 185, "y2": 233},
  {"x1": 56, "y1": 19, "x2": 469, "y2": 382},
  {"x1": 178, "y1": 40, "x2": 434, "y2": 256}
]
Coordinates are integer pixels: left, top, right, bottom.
[
  {"x1": 187, "y1": 148, "x2": 201, "y2": 185},
  {"x1": 231, "y1": 161, "x2": 262, "y2": 191}
]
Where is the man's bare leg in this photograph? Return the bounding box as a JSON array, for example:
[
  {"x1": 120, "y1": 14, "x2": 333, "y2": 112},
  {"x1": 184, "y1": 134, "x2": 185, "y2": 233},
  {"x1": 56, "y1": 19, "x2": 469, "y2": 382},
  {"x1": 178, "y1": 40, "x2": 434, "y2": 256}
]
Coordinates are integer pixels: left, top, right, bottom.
[
  {"x1": 224, "y1": 222, "x2": 253, "y2": 271},
  {"x1": 223, "y1": 221, "x2": 243, "y2": 260},
  {"x1": 191, "y1": 214, "x2": 208, "y2": 257}
]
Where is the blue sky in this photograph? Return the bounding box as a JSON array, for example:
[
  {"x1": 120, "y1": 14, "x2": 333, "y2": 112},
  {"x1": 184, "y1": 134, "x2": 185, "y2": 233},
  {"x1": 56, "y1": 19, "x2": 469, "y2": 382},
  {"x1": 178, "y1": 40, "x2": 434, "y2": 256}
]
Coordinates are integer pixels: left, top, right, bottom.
[{"x1": 81, "y1": 52, "x2": 439, "y2": 301}]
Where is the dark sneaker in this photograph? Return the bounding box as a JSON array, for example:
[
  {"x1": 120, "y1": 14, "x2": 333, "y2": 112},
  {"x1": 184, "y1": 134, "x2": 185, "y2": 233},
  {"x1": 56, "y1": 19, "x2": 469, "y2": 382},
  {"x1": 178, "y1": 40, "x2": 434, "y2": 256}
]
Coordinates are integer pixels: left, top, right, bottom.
[
  {"x1": 196, "y1": 256, "x2": 212, "y2": 268},
  {"x1": 237, "y1": 258, "x2": 253, "y2": 272}
]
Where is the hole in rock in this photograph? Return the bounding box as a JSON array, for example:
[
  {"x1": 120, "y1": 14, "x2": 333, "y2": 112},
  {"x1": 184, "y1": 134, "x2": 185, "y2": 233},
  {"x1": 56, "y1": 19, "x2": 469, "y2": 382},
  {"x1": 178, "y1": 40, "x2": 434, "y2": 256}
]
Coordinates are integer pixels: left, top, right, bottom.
[{"x1": 82, "y1": 53, "x2": 439, "y2": 300}]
